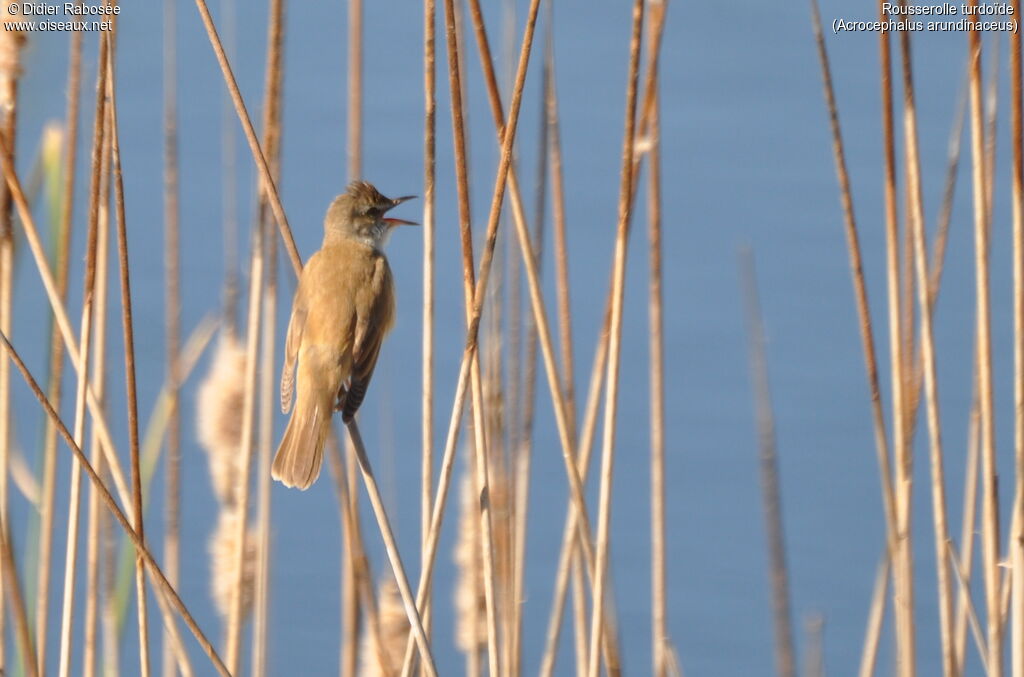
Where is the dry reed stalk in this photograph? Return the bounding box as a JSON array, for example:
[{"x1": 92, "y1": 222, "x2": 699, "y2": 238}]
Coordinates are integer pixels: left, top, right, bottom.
[
  {"x1": 954, "y1": 383, "x2": 981, "y2": 674},
  {"x1": 461, "y1": 4, "x2": 610, "y2": 660},
  {"x1": 162, "y1": 1, "x2": 182, "y2": 674},
  {"x1": 895, "y1": 22, "x2": 957, "y2": 676},
  {"x1": 876, "y1": 2, "x2": 908, "y2": 588},
  {"x1": 0, "y1": 331, "x2": 230, "y2": 675},
  {"x1": 192, "y1": 0, "x2": 301, "y2": 276},
  {"x1": 223, "y1": 223, "x2": 264, "y2": 674},
  {"x1": 857, "y1": 554, "x2": 890, "y2": 677},
  {"x1": 252, "y1": 1, "x2": 285, "y2": 673},
  {"x1": 57, "y1": 24, "x2": 110, "y2": 677},
  {"x1": 536, "y1": 313, "x2": 612, "y2": 677},
  {"x1": 948, "y1": 542, "x2": 991, "y2": 675},
  {"x1": 345, "y1": 423, "x2": 439, "y2": 677},
  {"x1": 545, "y1": 16, "x2": 573, "y2": 432},
  {"x1": 740, "y1": 250, "x2": 796, "y2": 677},
  {"x1": 0, "y1": 513, "x2": 36, "y2": 676},
  {"x1": 220, "y1": 0, "x2": 238, "y2": 329},
  {"x1": 439, "y1": 0, "x2": 502, "y2": 668},
  {"x1": 646, "y1": 57, "x2": 668, "y2": 677},
  {"x1": 341, "y1": 450, "x2": 361, "y2": 677},
  {"x1": 325, "y1": 434, "x2": 391, "y2": 677},
  {"x1": 397, "y1": 359, "x2": 474, "y2": 677},
  {"x1": 253, "y1": 217, "x2": 276, "y2": 677},
  {"x1": 812, "y1": 0, "x2": 907, "y2": 669},
  {"x1": 1010, "y1": 2, "x2": 1023, "y2": 674},
  {"x1": 394, "y1": 0, "x2": 548, "y2": 672},
  {"x1": 0, "y1": 5, "x2": 25, "y2": 670},
  {"x1": 965, "y1": 5, "x2": 1003, "y2": 675},
  {"x1": 105, "y1": 31, "x2": 154, "y2": 673},
  {"x1": 83, "y1": 103, "x2": 112, "y2": 677},
  {"x1": 150, "y1": 583, "x2": 195, "y2": 677},
  {"x1": 537, "y1": 1, "x2": 669, "y2": 667},
  {"x1": 34, "y1": 17, "x2": 79, "y2": 675},
  {"x1": 984, "y1": 35, "x2": 998, "y2": 224},
  {"x1": 343, "y1": 6, "x2": 365, "y2": 672},
  {"x1": 506, "y1": 19, "x2": 552, "y2": 674},
  {"x1": 0, "y1": 139, "x2": 135, "y2": 517},
  {"x1": 348, "y1": 0, "x2": 362, "y2": 180},
  {"x1": 586, "y1": 1, "x2": 644, "y2": 675},
  {"x1": 420, "y1": 0, "x2": 437, "y2": 664},
  {"x1": 454, "y1": 464, "x2": 486, "y2": 657}
]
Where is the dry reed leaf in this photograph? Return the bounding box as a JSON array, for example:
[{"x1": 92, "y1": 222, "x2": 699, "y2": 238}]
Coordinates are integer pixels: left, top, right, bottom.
[
  {"x1": 208, "y1": 508, "x2": 259, "y2": 619},
  {"x1": 197, "y1": 332, "x2": 247, "y2": 505},
  {"x1": 358, "y1": 576, "x2": 410, "y2": 677}
]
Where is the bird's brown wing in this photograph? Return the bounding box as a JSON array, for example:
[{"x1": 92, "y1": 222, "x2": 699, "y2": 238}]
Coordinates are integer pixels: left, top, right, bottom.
[
  {"x1": 280, "y1": 293, "x2": 307, "y2": 413},
  {"x1": 341, "y1": 257, "x2": 395, "y2": 423}
]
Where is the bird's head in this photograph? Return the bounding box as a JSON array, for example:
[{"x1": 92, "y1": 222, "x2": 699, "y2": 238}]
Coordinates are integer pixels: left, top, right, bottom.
[{"x1": 325, "y1": 180, "x2": 417, "y2": 250}]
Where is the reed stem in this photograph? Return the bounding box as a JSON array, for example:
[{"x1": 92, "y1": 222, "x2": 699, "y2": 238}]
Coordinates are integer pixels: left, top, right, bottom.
[
  {"x1": 740, "y1": 249, "x2": 796, "y2": 677},
  {"x1": 965, "y1": 6, "x2": 1002, "y2": 675},
  {"x1": 107, "y1": 31, "x2": 154, "y2": 674},
  {"x1": 0, "y1": 331, "x2": 229, "y2": 676},
  {"x1": 586, "y1": 2, "x2": 644, "y2": 674},
  {"x1": 162, "y1": 2, "x2": 182, "y2": 675},
  {"x1": 1009, "y1": 2, "x2": 1023, "y2": 673}
]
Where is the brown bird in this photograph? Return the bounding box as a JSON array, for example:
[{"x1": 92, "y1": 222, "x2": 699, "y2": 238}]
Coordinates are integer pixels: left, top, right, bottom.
[{"x1": 272, "y1": 181, "x2": 417, "y2": 489}]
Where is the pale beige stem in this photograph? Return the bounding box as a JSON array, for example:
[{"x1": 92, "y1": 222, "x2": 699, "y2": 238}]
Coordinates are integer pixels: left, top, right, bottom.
[
  {"x1": 57, "y1": 25, "x2": 110, "y2": 677},
  {"x1": 1009, "y1": 4, "x2": 1023, "y2": 675},
  {"x1": 0, "y1": 331, "x2": 229, "y2": 675},
  {"x1": 857, "y1": 553, "x2": 890, "y2": 677},
  {"x1": 223, "y1": 225, "x2": 263, "y2": 674},
  {"x1": 965, "y1": 7, "x2": 1002, "y2": 675},
  {"x1": 587, "y1": 1, "x2": 645, "y2": 675},
  {"x1": 162, "y1": 1, "x2": 182, "y2": 675},
  {"x1": 83, "y1": 101, "x2": 112, "y2": 677}
]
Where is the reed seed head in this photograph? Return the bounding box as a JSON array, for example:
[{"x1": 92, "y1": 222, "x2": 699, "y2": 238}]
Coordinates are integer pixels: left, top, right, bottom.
[
  {"x1": 208, "y1": 508, "x2": 259, "y2": 620},
  {"x1": 197, "y1": 332, "x2": 247, "y2": 505},
  {"x1": 358, "y1": 576, "x2": 409, "y2": 677}
]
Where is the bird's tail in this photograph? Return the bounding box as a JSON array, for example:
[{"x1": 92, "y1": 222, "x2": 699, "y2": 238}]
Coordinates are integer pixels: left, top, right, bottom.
[{"x1": 272, "y1": 387, "x2": 331, "y2": 490}]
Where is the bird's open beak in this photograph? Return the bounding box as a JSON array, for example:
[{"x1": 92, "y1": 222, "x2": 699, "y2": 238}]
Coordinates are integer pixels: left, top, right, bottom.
[{"x1": 383, "y1": 195, "x2": 419, "y2": 226}]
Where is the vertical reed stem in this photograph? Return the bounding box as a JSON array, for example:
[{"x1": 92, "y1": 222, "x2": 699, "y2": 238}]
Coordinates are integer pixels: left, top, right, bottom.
[
  {"x1": 647, "y1": 53, "x2": 667, "y2": 677},
  {"x1": 35, "y1": 17, "x2": 81, "y2": 675},
  {"x1": 740, "y1": 250, "x2": 796, "y2": 677},
  {"x1": 896, "y1": 21, "x2": 955, "y2": 673},
  {"x1": 1009, "y1": 1, "x2": 1023, "y2": 674},
  {"x1": 966, "y1": 5, "x2": 1002, "y2": 675},
  {"x1": 587, "y1": 2, "x2": 644, "y2": 675},
  {"x1": 252, "y1": 1, "x2": 285, "y2": 674},
  {"x1": 0, "y1": 332, "x2": 229, "y2": 676},
  {"x1": 82, "y1": 99, "x2": 112, "y2": 677},
  {"x1": 107, "y1": 28, "x2": 153, "y2": 675},
  {"x1": 57, "y1": 24, "x2": 109, "y2": 677},
  {"x1": 223, "y1": 221, "x2": 263, "y2": 674},
  {"x1": 420, "y1": 0, "x2": 437, "y2": 650},
  {"x1": 162, "y1": 3, "x2": 182, "y2": 675}
]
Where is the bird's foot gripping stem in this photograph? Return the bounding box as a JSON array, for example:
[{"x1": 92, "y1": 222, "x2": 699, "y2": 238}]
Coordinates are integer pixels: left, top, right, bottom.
[{"x1": 334, "y1": 384, "x2": 348, "y2": 413}]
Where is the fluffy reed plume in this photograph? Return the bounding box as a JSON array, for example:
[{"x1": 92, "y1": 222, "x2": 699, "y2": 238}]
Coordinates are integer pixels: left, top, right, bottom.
[
  {"x1": 197, "y1": 332, "x2": 247, "y2": 505},
  {"x1": 358, "y1": 576, "x2": 409, "y2": 677},
  {"x1": 208, "y1": 508, "x2": 258, "y2": 618},
  {"x1": 454, "y1": 459, "x2": 512, "y2": 655}
]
